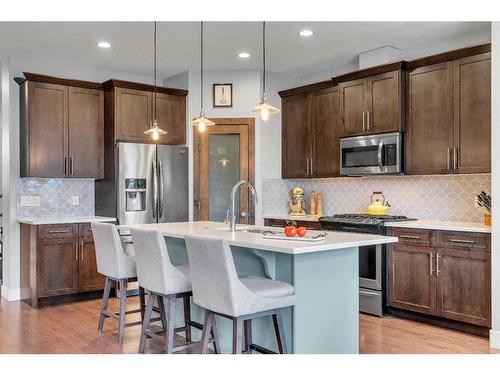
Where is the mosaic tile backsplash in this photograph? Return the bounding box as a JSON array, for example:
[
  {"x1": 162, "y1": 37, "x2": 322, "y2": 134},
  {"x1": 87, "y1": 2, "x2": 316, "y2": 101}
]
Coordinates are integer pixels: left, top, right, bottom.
[
  {"x1": 17, "y1": 178, "x2": 95, "y2": 218},
  {"x1": 262, "y1": 174, "x2": 491, "y2": 222}
]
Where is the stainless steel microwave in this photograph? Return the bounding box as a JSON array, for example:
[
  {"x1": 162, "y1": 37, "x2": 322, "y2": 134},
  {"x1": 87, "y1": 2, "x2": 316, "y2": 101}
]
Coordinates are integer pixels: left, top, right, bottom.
[{"x1": 340, "y1": 132, "x2": 403, "y2": 176}]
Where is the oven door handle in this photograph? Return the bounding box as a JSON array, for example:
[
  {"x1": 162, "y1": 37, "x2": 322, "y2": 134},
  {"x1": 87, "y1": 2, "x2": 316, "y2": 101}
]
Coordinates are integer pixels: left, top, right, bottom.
[
  {"x1": 377, "y1": 141, "x2": 384, "y2": 171},
  {"x1": 359, "y1": 290, "x2": 380, "y2": 297}
]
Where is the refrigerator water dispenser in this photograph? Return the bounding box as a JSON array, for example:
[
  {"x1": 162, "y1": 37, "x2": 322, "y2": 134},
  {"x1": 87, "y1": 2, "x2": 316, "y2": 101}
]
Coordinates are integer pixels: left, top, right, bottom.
[{"x1": 125, "y1": 178, "x2": 146, "y2": 212}]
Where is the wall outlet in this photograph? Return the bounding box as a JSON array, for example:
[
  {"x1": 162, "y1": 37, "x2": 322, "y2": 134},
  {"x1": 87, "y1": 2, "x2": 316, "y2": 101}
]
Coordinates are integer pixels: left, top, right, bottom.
[
  {"x1": 71, "y1": 196, "x2": 79, "y2": 205},
  {"x1": 20, "y1": 196, "x2": 40, "y2": 207}
]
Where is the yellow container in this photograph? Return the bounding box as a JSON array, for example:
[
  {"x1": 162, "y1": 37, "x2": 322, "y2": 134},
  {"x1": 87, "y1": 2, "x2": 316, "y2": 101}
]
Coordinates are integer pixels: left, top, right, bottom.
[{"x1": 484, "y1": 214, "x2": 491, "y2": 227}]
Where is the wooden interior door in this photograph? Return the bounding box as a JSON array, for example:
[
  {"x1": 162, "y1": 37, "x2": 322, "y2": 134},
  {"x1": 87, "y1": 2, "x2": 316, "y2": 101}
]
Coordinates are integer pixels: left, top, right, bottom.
[
  {"x1": 68, "y1": 86, "x2": 104, "y2": 178},
  {"x1": 194, "y1": 118, "x2": 255, "y2": 224},
  {"x1": 312, "y1": 86, "x2": 341, "y2": 177},
  {"x1": 387, "y1": 243, "x2": 437, "y2": 315},
  {"x1": 453, "y1": 52, "x2": 491, "y2": 174},
  {"x1": 437, "y1": 248, "x2": 491, "y2": 327},
  {"x1": 339, "y1": 78, "x2": 366, "y2": 137},
  {"x1": 367, "y1": 70, "x2": 402, "y2": 134},
  {"x1": 281, "y1": 93, "x2": 312, "y2": 178},
  {"x1": 28, "y1": 81, "x2": 68, "y2": 178},
  {"x1": 115, "y1": 87, "x2": 152, "y2": 142},
  {"x1": 405, "y1": 62, "x2": 453, "y2": 175}
]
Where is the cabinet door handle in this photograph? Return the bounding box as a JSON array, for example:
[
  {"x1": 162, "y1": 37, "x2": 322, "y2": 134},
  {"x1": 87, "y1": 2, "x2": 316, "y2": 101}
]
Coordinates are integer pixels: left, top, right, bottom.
[
  {"x1": 48, "y1": 229, "x2": 70, "y2": 234},
  {"x1": 69, "y1": 157, "x2": 74, "y2": 175},
  {"x1": 454, "y1": 148, "x2": 459, "y2": 171},
  {"x1": 429, "y1": 253, "x2": 434, "y2": 275},
  {"x1": 449, "y1": 239, "x2": 475, "y2": 244},
  {"x1": 436, "y1": 254, "x2": 441, "y2": 276},
  {"x1": 399, "y1": 235, "x2": 421, "y2": 240},
  {"x1": 362, "y1": 111, "x2": 366, "y2": 131},
  {"x1": 75, "y1": 241, "x2": 78, "y2": 261},
  {"x1": 447, "y1": 148, "x2": 451, "y2": 171},
  {"x1": 310, "y1": 158, "x2": 314, "y2": 176},
  {"x1": 80, "y1": 241, "x2": 84, "y2": 260},
  {"x1": 64, "y1": 157, "x2": 68, "y2": 175},
  {"x1": 306, "y1": 158, "x2": 310, "y2": 176},
  {"x1": 366, "y1": 110, "x2": 371, "y2": 130}
]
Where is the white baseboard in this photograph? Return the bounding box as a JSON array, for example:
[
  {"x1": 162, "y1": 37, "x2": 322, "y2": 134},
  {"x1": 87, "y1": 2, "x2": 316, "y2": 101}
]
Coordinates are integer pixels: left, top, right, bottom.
[
  {"x1": 490, "y1": 329, "x2": 500, "y2": 349},
  {"x1": 0, "y1": 285, "x2": 21, "y2": 301}
]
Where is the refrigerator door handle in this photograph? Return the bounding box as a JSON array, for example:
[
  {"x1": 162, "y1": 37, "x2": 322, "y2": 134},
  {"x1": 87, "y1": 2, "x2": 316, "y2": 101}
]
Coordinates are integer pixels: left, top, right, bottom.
[
  {"x1": 152, "y1": 160, "x2": 158, "y2": 220},
  {"x1": 158, "y1": 160, "x2": 164, "y2": 218}
]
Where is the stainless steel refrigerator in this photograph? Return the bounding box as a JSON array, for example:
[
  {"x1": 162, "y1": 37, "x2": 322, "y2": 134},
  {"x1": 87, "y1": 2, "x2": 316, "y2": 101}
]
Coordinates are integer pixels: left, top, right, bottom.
[{"x1": 95, "y1": 142, "x2": 188, "y2": 227}]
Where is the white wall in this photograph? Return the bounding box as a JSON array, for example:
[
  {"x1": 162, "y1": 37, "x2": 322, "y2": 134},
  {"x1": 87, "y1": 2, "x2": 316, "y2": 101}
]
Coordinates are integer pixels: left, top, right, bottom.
[
  {"x1": 490, "y1": 22, "x2": 500, "y2": 349},
  {"x1": 1, "y1": 56, "x2": 154, "y2": 300}
]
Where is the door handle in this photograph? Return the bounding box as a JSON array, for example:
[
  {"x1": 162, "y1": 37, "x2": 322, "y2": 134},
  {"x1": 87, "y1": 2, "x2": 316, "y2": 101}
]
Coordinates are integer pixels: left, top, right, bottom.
[
  {"x1": 152, "y1": 160, "x2": 158, "y2": 219},
  {"x1": 69, "y1": 157, "x2": 73, "y2": 175},
  {"x1": 377, "y1": 141, "x2": 384, "y2": 171},
  {"x1": 80, "y1": 241, "x2": 84, "y2": 260},
  {"x1": 64, "y1": 157, "x2": 68, "y2": 175},
  {"x1": 454, "y1": 147, "x2": 459, "y2": 171},
  {"x1": 449, "y1": 239, "x2": 475, "y2": 244},
  {"x1": 399, "y1": 235, "x2": 421, "y2": 240},
  {"x1": 366, "y1": 110, "x2": 370, "y2": 130},
  {"x1": 75, "y1": 241, "x2": 78, "y2": 261},
  {"x1": 362, "y1": 111, "x2": 366, "y2": 131},
  {"x1": 310, "y1": 158, "x2": 314, "y2": 176},
  {"x1": 436, "y1": 254, "x2": 441, "y2": 276},
  {"x1": 158, "y1": 160, "x2": 164, "y2": 218},
  {"x1": 306, "y1": 158, "x2": 310, "y2": 176},
  {"x1": 447, "y1": 148, "x2": 451, "y2": 171},
  {"x1": 429, "y1": 253, "x2": 434, "y2": 275}
]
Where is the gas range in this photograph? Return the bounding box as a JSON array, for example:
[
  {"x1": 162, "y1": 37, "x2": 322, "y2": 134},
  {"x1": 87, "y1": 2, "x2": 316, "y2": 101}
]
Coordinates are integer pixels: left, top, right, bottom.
[{"x1": 320, "y1": 214, "x2": 415, "y2": 227}]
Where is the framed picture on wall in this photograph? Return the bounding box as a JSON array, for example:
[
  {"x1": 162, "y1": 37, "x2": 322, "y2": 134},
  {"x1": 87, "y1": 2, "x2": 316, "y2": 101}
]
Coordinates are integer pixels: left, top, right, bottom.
[{"x1": 213, "y1": 83, "x2": 233, "y2": 107}]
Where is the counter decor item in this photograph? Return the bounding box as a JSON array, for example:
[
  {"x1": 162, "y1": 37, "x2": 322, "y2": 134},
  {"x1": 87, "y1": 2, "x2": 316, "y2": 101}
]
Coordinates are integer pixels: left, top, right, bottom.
[
  {"x1": 475, "y1": 191, "x2": 491, "y2": 226},
  {"x1": 367, "y1": 191, "x2": 391, "y2": 216},
  {"x1": 309, "y1": 191, "x2": 316, "y2": 215},
  {"x1": 316, "y1": 192, "x2": 323, "y2": 216},
  {"x1": 288, "y1": 187, "x2": 307, "y2": 216},
  {"x1": 262, "y1": 229, "x2": 327, "y2": 242}
]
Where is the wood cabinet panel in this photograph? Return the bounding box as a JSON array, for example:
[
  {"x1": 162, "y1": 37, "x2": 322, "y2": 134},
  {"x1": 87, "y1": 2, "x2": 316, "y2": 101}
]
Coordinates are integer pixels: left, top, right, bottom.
[
  {"x1": 313, "y1": 86, "x2": 341, "y2": 177},
  {"x1": 78, "y1": 237, "x2": 106, "y2": 292},
  {"x1": 282, "y1": 93, "x2": 312, "y2": 178},
  {"x1": 367, "y1": 70, "x2": 402, "y2": 134},
  {"x1": 437, "y1": 248, "x2": 491, "y2": 327},
  {"x1": 68, "y1": 87, "x2": 104, "y2": 178},
  {"x1": 115, "y1": 87, "x2": 152, "y2": 143},
  {"x1": 454, "y1": 53, "x2": 491, "y2": 174},
  {"x1": 340, "y1": 79, "x2": 366, "y2": 137},
  {"x1": 387, "y1": 243, "x2": 437, "y2": 315},
  {"x1": 406, "y1": 63, "x2": 453, "y2": 175},
  {"x1": 27, "y1": 82, "x2": 68, "y2": 178},
  {"x1": 155, "y1": 93, "x2": 186, "y2": 144},
  {"x1": 37, "y1": 237, "x2": 79, "y2": 298}
]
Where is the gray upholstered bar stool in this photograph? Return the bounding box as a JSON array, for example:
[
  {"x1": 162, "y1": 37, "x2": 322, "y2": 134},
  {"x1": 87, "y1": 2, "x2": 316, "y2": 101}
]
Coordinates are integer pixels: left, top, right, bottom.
[
  {"x1": 185, "y1": 235, "x2": 296, "y2": 354},
  {"x1": 131, "y1": 228, "x2": 219, "y2": 354},
  {"x1": 92, "y1": 222, "x2": 146, "y2": 343}
]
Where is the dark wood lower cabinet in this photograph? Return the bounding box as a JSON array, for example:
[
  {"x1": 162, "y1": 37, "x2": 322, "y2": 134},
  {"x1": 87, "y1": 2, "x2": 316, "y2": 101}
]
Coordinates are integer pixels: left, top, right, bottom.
[
  {"x1": 21, "y1": 222, "x2": 109, "y2": 307},
  {"x1": 387, "y1": 228, "x2": 491, "y2": 329}
]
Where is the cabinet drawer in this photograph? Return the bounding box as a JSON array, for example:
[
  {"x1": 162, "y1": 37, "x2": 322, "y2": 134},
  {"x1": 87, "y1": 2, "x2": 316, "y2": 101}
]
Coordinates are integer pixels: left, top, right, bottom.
[
  {"x1": 388, "y1": 227, "x2": 433, "y2": 247},
  {"x1": 440, "y1": 231, "x2": 490, "y2": 252},
  {"x1": 38, "y1": 224, "x2": 78, "y2": 239}
]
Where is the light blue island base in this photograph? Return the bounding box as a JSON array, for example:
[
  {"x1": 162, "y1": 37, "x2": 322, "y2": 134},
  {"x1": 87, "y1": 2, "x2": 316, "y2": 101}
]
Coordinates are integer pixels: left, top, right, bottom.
[{"x1": 165, "y1": 237, "x2": 359, "y2": 354}]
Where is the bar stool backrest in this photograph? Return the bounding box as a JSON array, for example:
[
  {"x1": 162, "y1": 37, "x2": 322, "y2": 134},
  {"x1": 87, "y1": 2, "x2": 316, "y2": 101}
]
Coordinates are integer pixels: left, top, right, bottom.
[
  {"x1": 92, "y1": 222, "x2": 133, "y2": 279},
  {"x1": 131, "y1": 228, "x2": 191, "y2": 295}
]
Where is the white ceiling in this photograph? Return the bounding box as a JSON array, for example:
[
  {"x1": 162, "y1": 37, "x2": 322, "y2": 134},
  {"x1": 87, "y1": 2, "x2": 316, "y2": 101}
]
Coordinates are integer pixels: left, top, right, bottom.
[{"x1": 0, "y1": 22, "x2": 491, "y2": 80}]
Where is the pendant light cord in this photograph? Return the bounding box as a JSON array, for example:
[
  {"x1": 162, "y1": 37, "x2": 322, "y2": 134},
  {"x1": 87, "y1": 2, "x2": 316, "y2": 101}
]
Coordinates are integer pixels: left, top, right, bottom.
[
  {"x1": 153, "y1": 21, "x2": 157, "y2": 123},
  {"x1": 262, "y1": 21, "x2": 266, "y2": 97},
  {"x1": 200, "y1": 21, "x2": 204, "y2": 113}
]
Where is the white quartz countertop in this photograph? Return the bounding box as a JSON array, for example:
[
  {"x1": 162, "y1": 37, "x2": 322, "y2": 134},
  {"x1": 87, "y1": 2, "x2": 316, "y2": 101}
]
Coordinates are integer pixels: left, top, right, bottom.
[
  {"x1": 263, "y1": 214, "x2": 321, "y2": 222},
  {"x1": 118, "y1": 221, "x2": 398, "y2": 255},
  {"x1": 17, "y1": 216, "x2": 116, "y2": 225},
  {"x1": 385, "y1": 220, "x2": 491, "y2": 233}
]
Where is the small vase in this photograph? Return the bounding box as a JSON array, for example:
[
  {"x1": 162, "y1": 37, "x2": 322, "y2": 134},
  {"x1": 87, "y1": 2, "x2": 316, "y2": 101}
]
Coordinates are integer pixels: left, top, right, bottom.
[{"x1": 484, "y1": 214, "x2": 491, "y2": 227}]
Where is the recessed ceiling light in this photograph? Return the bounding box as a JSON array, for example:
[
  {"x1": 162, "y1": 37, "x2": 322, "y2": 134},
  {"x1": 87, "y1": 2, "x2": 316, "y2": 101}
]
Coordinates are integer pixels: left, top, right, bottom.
[
  {"x1": 238, "y1": 52, "x2": 250, "y2": 58},
  {"x1": 97, "y1": 41, "x2": 111, "y2": 48},
  {"x1": 299, "y1": 30, "x2": 314, "y2": 37}
]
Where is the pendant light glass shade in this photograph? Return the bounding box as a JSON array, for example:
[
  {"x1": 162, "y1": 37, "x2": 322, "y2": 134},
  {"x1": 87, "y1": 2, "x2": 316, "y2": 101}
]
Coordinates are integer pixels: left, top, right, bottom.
[
  {"x1": 193, "y1": 21, "x2": 215, "y2": 133},
  {"x1": 192, "y1": 111, "x2": 215, "y2": 133},
  {"x1": 145, "y1": 21, "x2": 168, "y2": 140},
  {"x1": 252, "y1": 21, "x2": 280, "y2": 122}
]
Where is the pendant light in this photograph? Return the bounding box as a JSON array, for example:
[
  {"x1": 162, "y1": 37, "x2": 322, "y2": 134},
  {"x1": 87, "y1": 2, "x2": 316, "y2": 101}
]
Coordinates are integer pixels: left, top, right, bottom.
[
  {"x1": 192, "y1": 21, "x2": 215, "y2": 133},
  {"x1": 251, "y1": 21, "x2": 279, "y2": 122},
  {"x1": 144, "y1": 21, "x2": 168, "y2": 141}
]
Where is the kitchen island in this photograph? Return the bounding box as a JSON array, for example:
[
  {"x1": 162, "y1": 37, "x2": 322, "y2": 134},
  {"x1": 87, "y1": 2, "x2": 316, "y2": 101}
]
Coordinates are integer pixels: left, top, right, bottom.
[{"x1": 119, "y1": 221, "x2": 398, "y2": 354}]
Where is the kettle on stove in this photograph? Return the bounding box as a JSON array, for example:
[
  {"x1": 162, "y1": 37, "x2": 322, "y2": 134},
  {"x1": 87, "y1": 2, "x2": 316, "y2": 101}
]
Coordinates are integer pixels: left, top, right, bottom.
[{"x1": 367, "y1": 191, "x2": 391, "y2": 216}]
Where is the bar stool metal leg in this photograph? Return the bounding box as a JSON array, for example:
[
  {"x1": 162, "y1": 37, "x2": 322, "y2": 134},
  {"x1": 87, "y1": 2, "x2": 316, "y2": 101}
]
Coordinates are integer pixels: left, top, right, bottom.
[
  {"x1": 183, "y1": 295, "x2": 192, "y2": 343},
  {"x1": 272, "y1": 310, "x2": 288, "y2": 354}
]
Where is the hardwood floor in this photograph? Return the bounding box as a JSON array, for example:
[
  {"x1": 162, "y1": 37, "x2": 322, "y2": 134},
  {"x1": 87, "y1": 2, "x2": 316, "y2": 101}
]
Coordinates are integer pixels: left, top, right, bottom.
[{"x1": 0, "y1": 296, "x2": 498, "y2": 354}]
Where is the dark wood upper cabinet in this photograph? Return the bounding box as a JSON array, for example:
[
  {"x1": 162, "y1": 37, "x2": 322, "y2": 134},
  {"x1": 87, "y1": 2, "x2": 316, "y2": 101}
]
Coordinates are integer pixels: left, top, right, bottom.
[
  {"x1": 24, "y1": 82, "x2": 68, "y2": 178},
  {"x1": 19, "y1": 74, "x2": 104, "y2": 179},
  {"x1": 115, "y1": 87, "x2": 152, "y2": 143},
  {"x1": 281, "y1": 92, "x2": 312, "y2": 178},
  {"x1": 339, "y1": 69, "x2": 404, "y2": 137},
  {"x1": 454, "y1": 53, "x2": 491, "y2": 174},
  {"x1": 68, "y1": 87, "x2": 104, "y2": 178},
  {"x1": 406, "y1": 62, "x2": 453, "y2": 175},
  {"x1": 103, "y1": 79, "x2": 188, "y2": 145},
  {"x1": 313, "y1": 86, "x2": 341, "y2": 177},
  {"x1": 406, "y1": 51, "x2": 491, "y2": 175}
]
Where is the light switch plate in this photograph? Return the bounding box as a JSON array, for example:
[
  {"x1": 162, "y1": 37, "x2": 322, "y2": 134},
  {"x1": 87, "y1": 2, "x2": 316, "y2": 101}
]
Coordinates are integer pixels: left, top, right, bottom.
[
  {"x1": 20, "y1": 196, "x2": 40, "y2": 207},
  {"x1": 71, "y1": 196, "x2": 79, "y2": 205}
]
